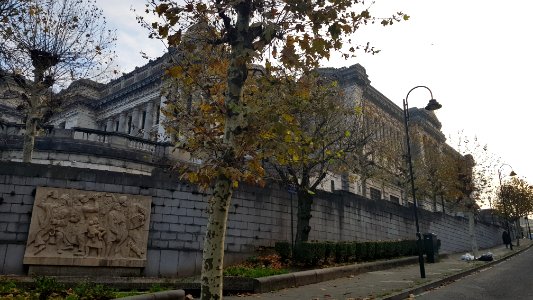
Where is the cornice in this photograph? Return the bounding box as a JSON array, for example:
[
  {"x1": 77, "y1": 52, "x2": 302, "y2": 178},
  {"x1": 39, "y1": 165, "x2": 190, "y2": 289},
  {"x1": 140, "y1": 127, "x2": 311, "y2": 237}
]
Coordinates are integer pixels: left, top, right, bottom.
[
  {"x1": 364, "y1": 86, "x2": 404, "y2": 124},
  {"x1": 96, "y1": 90, "x2": 160, "y2": 121},
  {"x1": 318, "y1": 64, "x2": 371, "y2": 87},
  {"x1": 95, "y1": 74, "x2": 162, "y2": 110}
]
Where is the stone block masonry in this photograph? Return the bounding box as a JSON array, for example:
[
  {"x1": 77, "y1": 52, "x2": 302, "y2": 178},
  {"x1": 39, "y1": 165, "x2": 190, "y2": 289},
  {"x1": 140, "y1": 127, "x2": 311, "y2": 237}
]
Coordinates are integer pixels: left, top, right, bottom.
[{"x1": 0, "y1": 162, "x2": 502, "y2": 277}]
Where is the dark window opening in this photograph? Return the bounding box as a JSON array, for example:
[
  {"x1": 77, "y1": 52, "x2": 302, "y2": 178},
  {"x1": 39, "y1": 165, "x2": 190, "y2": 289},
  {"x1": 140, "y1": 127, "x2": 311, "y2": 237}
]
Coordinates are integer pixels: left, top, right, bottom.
[
  {"x1": 141, "y1": 111, "x2": 146, "y2": 129},
  {"x1": 390, "y1": 195, "x2": 400, "y2": 203},
  {"x1": 370, "y1": 188, "x2": 381, "y2": 200},
  {"x1": 127, "y1": 116, "x2": 132, "y2": 134}
]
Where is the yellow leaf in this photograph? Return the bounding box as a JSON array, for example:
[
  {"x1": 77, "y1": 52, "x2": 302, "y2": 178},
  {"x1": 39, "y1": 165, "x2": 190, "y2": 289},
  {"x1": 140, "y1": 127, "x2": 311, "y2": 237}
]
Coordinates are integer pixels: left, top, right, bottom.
[
  {"x1": 232, "y1": 181, "x2": 239, "y2": 188},
  {"x1": 282, "y1": 113, "x2": 294, "y2": 123},
  {"x1": 166, "y1": 66, "x2": 183, "y2": 78}
]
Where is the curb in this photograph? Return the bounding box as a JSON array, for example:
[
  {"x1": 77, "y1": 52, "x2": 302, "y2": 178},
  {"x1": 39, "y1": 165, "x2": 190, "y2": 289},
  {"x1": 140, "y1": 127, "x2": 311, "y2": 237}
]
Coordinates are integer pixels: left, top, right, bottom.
[
  {"x1": 382, "y1": 243, "x2": 533, "y2": 300},
  {"x1": 118, "y1": 290, "x2": 185, "y2": 300},
  {"x1": 252, "y1": 256, "x2": 421, "y2": 293}
]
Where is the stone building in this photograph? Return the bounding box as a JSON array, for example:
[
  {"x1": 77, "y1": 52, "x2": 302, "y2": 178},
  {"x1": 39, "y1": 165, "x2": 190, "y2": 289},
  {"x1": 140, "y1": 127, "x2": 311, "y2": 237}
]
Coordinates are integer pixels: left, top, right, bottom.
[
  {"x1": 0, "y1": 54, "x2": 459, "y2": 211},
  {"x1": 0, "y1": 56, "x2": 488, "y2": 278},
  {"x1": 47, "y1": 54, "x2": 169, "y2": 141}
]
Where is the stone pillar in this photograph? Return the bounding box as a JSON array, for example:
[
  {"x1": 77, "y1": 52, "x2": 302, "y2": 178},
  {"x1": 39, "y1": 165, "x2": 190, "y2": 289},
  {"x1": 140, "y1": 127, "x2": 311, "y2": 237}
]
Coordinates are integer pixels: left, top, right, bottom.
[
  {"x1": 143, "y1": 102, "x2": 154, "y2": 139},
  {"x1": 131, "y1": 107, "x2": 140, "y2": 136},
  {"x1": 118, "y1": 112, "x2": 126, "y2": 133},
  {"x1": 105, "y1": 118, "x2": 113, "y2": 132},
  {"x1": 157, "y1": 96, "x2": 169, "y2": 142}
]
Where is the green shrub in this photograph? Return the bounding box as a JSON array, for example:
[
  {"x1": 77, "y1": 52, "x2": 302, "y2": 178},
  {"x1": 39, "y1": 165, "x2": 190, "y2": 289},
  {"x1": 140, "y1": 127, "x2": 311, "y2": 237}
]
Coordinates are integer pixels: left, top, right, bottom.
[
  {"x1": 334, "y1": 243, "x2": 348, "y2": 263},
  {"x1": 324, "y1": 242, "x2": 336, "y2": 262},
  {"x1": 375, "y1": 242, "x2": 384, "y2": 259},
  {"x1": 224, "y1": 266, "x2": 289, "y2": 278},
  {"x1": 73, "y1": 281, "x2": 116, "y2": 300},
  {"x1": 274, "y1": 242, "x2": 292, "y2": 261},
  {"x1": 366, "y1": 242, "x2": 376, "y2": 260},
  {"x1": 148, "y1": 283, "x2": 168, "y2": 293},
  {"x1": 347, "y1": 242, "x2": 357, "y2": 262},
  {"x1": 34, "y1": 276, "x2": 65, "y2": 300},
  {"x1": 294, "y1": 242, "x2": 326, "y2": 266},
  {"x1": 356, "y1": 242, "x2": 367, "y2": 261},
  {"x1": 0, "y1": 278, "x2": 17, "y2": 294}
]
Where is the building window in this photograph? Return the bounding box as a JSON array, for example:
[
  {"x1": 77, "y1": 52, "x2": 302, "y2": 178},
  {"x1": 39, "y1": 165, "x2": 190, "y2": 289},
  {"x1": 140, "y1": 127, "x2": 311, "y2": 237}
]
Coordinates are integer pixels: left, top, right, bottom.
[
  {"x1": 127, "y1": 116, "x2": 132, "y2": 134},
  {"x1": 155, "y1": 105, "x2": 160, "y2": 124},
  {"x1": 330, "y1": 180, "x2": 335, "y2": 191},
  {"x1": 390, "y1": 195, "x2": 400, "y2": 203},
  {"x1": 141, "y1": 111, "x2": 146, "y2": 129},
  {"x1": 370, "y1": 188, "x2": 381, "y2": 200},
  {"x1": 115, "y1": 121, "x2": 119, "y2": 132},
  {"x1": 58, "y1": 122, "x2": 66, "y2": 129}
]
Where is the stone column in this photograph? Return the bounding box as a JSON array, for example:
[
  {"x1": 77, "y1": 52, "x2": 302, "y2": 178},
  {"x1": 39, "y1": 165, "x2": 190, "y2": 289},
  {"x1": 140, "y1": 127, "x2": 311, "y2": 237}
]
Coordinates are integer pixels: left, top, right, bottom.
[
  {"x1": 143, "y1": 102, "x2": 154, "y2": 139},
  {"x1": 105, "y1": 118, "x2": 113, "y2": 132},
  {"x1": 118, "y1": 112, "x2": 126, "y2": 133},
  {"x1": 131, "y1": 107, "x2": 140, "y2": 136},
  {"x1": 157, "y1": 96, "x2": 169, "y2": 142}
]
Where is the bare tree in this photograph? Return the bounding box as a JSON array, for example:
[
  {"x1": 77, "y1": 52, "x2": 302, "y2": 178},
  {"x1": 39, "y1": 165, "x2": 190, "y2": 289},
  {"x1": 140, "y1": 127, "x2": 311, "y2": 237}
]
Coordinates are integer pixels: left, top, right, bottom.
[{"x1": 0, "y1": 0, "x2": 116, "y2": 162}]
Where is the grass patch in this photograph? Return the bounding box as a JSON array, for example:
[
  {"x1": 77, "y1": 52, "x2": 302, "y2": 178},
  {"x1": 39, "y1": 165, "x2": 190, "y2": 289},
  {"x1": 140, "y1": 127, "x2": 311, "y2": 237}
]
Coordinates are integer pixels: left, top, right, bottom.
[
  {"x1": 223, "y1": 254, "x2": 290, "y2": 278},
  {"x1": 224, "y1": 266, "x2": 289, "y2": 278}
]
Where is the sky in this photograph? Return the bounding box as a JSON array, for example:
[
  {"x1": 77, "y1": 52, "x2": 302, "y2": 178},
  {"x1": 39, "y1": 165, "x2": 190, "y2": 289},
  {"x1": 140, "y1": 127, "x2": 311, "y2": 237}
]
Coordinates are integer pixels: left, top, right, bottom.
[{"x1": 95, "y1": 0, "x2": 533, "y2": 184}]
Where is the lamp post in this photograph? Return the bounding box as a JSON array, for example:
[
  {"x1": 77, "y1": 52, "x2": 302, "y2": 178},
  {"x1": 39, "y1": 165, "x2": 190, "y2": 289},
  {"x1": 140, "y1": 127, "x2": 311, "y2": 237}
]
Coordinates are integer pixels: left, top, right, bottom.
[
  {"x1": 403, "y1": 86, "x2": 442, "y2": 279},
  {"x1": 526, "y1": 216, "x2": 532, "y2": 240},
  {"x1": 497, "y1": 164, "x2": 517, "y2": 250}
]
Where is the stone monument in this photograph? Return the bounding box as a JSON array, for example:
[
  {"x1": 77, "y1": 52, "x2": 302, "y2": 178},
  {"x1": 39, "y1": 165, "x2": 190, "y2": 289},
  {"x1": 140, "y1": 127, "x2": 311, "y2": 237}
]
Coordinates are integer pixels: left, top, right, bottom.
[{"x1": 23, "y1": 187, "x2": 151, "y2": 275}]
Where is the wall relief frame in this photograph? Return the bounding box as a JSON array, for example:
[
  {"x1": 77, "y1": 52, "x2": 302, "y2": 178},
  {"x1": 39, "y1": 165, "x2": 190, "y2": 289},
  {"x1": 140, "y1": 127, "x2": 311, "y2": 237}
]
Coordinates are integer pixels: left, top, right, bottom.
[{"x1": 23, "y1": 187, "x2": 151, "y2": 268}]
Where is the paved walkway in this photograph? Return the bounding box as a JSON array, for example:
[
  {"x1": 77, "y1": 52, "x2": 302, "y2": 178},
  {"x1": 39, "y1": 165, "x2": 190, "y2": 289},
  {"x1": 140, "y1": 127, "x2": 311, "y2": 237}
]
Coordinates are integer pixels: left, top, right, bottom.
[{"x1": 225, "y1": 239, "x2": 533, "y2": 300}]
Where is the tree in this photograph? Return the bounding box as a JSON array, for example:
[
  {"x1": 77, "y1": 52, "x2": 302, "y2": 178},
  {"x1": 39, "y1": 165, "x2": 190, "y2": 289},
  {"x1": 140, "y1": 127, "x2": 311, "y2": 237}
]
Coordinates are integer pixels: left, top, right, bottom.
[
  {"x1": 0, "y1": 0, "x2": 116, "y2": 162},
  {"x1": 0, "y1": 0, "x2": 23, "y2": 23},
  {"x1": 145, "y1": 0, "x2": 408, "y2": 298},
  {"x1": 444, "y1": 133, "x2": 500, "y2": 257},
  {"x1": 495, "y1": 177, "x2": 533, "y2": 244},
  {"x1": 262, "y1": 72, "x2": 367, "y2": 244}
]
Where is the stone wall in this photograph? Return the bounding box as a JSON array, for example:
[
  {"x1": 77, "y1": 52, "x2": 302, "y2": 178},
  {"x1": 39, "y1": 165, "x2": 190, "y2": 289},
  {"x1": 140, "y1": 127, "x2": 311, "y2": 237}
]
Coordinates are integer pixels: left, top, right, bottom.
[{"x1": 0, "y1": 162, "x2": 502, "y2": 277}]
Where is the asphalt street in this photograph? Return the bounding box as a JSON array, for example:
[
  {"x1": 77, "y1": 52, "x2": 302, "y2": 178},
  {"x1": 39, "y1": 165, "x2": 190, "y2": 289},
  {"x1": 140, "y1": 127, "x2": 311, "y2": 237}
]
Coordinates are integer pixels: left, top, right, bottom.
[{"x1": 416, "y1": 247, "x2": 533, "y2": 299}]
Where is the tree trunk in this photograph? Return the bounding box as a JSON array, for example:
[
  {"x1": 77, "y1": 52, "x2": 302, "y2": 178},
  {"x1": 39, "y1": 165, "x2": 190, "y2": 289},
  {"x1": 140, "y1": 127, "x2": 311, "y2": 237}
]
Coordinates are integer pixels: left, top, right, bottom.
[
  {"x1": 23, "y1": 67, "x2": 46, "y2": 163},
  {"x1": 200, "y1": 5, "x2": 250, "y2": 298},
  {"x1": 200, "y1": 176, "x2": 233, "y2": 300},
  {"x1": 515, "y1": 219, "x2": 521, "y2": 246},
  {"x1": 22, "y1": 115, "x2": 37, "y2": 162},
  {"x1": 295, "y1": 190, "x2": 313, "y2": 243},
  {"x1": 467, "y1": 211, "x2": 478, "y2": 258}
]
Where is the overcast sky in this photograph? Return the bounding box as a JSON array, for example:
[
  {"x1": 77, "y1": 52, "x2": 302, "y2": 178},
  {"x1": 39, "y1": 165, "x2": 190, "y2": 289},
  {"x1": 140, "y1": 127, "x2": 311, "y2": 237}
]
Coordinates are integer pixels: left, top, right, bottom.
[{"x1": 95, "y1": 0, "x2": 533, "y2": 184}]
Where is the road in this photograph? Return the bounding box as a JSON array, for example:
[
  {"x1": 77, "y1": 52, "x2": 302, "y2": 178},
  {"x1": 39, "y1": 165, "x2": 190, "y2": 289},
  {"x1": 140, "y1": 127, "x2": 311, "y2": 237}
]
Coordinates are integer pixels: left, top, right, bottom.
[{"x1": 416, "y1": 248, "x2": 533, "y2": 299}]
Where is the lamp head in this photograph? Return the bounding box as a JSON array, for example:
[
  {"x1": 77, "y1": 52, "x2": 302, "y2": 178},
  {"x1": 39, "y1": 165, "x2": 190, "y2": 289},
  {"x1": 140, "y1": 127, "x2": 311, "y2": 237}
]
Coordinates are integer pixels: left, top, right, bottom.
[
  {"x1": 510, "y1": 171, "x2": 517, "y2": 177},
  {"x1": 425, "y1": 99, "x2": 442, "y2": 111}
]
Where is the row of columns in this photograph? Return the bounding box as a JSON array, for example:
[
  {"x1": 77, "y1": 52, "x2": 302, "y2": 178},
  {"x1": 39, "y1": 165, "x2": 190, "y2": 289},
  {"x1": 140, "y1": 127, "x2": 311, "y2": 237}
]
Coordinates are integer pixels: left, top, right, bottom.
[{"x1": 103, "y1": 101, "x2": 156, "y2": 140}]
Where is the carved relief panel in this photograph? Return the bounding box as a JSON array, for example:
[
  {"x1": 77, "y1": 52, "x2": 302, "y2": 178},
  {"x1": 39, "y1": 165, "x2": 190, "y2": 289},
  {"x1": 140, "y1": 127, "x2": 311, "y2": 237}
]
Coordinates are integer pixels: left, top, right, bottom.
[{"x1": 24, "y1": 187, "x2": 151, "y2": 268}]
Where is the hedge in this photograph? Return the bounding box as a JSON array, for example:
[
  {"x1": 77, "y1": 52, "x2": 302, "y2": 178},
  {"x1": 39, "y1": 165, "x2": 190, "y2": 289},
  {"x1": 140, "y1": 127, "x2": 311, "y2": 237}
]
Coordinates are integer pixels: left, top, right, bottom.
[{"x1": 275, "y1": 239, "x2": 419, "y2": 267}]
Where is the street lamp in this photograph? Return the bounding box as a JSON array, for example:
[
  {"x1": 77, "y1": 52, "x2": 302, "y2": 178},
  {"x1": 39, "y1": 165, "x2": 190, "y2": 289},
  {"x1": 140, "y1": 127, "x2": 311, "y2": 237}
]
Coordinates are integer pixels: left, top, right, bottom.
[
  {"x1": 498, "y1": 164, "x2": 517, "y2": 250},
  {"x1": 403, "y1": 85, "x2": 442, "y2": 279},
  {"x1": 525, "y1": 216, "x2": 532, "y2": 240}
]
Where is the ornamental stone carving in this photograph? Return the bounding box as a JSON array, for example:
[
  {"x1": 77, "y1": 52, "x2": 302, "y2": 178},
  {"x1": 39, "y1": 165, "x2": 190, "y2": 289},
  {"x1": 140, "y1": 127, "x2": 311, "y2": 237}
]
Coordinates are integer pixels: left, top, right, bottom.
[{"x1": 23, "y1": 187, "x2": 151, "y2": 268}]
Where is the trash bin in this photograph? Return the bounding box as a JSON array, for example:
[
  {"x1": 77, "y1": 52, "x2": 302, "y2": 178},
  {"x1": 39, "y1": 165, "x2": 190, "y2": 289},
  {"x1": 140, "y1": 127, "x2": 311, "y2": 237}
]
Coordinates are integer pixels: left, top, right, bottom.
[{"x1": 423, "y1": 233, "x2": 440, "y2": 263}]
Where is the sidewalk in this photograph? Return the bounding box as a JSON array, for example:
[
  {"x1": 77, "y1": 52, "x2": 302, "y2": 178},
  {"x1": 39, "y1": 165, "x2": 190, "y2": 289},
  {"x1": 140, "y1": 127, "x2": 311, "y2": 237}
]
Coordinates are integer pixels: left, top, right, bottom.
[{"x1": 225, "y1": 239, "x2": 533, "y2": 300}]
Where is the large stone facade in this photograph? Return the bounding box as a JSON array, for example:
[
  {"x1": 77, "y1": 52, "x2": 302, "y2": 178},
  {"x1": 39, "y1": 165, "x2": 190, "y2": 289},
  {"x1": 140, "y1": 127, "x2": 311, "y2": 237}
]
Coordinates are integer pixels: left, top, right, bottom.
[{"x1": 1, "y1": 58, "x2": 456, "y2": 209}]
